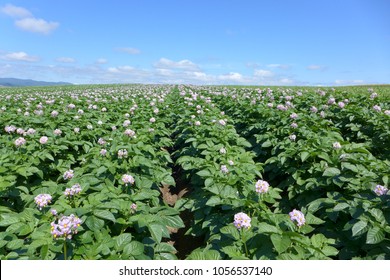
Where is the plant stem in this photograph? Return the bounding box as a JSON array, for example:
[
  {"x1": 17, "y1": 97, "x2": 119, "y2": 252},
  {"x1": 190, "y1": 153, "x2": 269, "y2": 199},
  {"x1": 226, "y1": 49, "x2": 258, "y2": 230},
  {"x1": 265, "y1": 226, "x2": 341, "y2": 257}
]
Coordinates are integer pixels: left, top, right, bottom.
[
  {"x1": 64, "y1": 239, "x2": 67, "y2": 260},
  {"x1": 240, "y1": 230, "x2": 249, "y2": 258}
]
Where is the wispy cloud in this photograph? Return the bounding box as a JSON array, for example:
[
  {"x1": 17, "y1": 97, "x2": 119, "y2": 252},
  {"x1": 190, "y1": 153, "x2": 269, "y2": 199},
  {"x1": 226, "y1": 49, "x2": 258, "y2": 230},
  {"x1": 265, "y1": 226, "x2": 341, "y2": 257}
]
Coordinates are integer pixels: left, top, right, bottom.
[
  {"x1": 96, "y1": 58, "x2": 108, "y2": 64},
  {"x1": 334, "y1": 79, "x2": 364, "y2": 85},
  {"x1": 154, "y1": 58, "x2": 201, "y2": 72},
  {"x1": 0, "y1": 51, "x2": 39, "y2": 62},
  {"x1": 267, "y1": 63, "x2": 291, "y2": 70},
  {"x1": 254, "y1": 69, "x2": 274, "y2": 78},
  {"x1": 0, "y1": 3, "x2": 32, "y2": 18},
  {"x1": 1, "y1": 4, "x2": 59, "y2": 35},
  {"x1": 15, "y1": 17, "x2": 59, "y2": 35},
  {"x1": 0, "y1": 55, "x2": 308, "y2": 86},
  {"x1": 218, "y1": 72, "x2": 247, "y2": 83},
  {"x1": 307, "y1": 64, "x2": 327, "y2": 71},
  {"x1": 56, "y1": 57, "x2": 76, "y2": 63},
  {"x1": 108, "y1": 65, "x2": 135, "y2": 73},
  {"x1": 116, "y1": 47, "x2": 141, "y2": 55}
]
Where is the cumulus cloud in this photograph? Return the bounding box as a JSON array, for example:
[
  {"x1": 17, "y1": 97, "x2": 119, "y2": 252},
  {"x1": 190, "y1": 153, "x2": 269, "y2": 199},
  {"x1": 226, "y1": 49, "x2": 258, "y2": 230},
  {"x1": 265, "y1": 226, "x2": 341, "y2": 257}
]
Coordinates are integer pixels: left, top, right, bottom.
[
  {"x1": 267, "y1": 64, "x2": 291, "y2": 70},
  {"x1": 0, "y1": 3, "x2": 32, "y2": 18},
  {"x1": 307, "y1": 64, "x2": 327, "y2": 71},
  {"x1": 56, "y1": 57, "x2": 76, "y2": 63},
  {"x1": 254, "y1": 69, "x2": 274, "y2": 78},
  {"x1": 108, "y1": 66, "x2": 135, "y2": 73},
  {"x1": 96, "y1": 58, "x2": 108, "y2": 64},
  {"x1": 116, "y1": 47, "x2": 141, "y2": 55},
  {"x1": 278, "y1": 78, "x2": 294, "y2": 84},
  {"x1": 334, "y1": 79, "x2": 364, "y2": 85},
  {"x1": 217, "y1": 72, "x2": 247, "y2": 83},
  {"x1": 15, "y1": 17, "x2": 59, "y2": 34},
  {"x1": 154, "y1": 58, "x2": 201, "y2": 72},
  {"x1": 1, "y1": 51, "x2": 39, "y2": 62},
  {"x1": 1, "y1": 4, "x2": 59, "y2": 35}
]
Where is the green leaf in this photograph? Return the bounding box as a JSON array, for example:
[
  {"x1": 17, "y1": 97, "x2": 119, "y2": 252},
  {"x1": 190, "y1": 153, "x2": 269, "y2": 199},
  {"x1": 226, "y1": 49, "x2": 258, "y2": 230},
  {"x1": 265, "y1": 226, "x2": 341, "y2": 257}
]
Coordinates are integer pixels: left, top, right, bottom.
[
  {"x1": 258, "y1": 222, "x2": 280, "y2": 234},
  {"x1": 93, "y1": 210, "x2": 116, "y2": 223},
  {"x1": 221, "y1": 246, "x2": 243, "y2": 258},
  {"x1": 161, "y1": 175, "x2": 175, "y2": 186},
  {"x1": 369, "y1": 209, "x2": 385, "y2": 224},
  {"x1": 220, "y1": 225, "x2": 240, "y2": 240},
  {"x1": 148, "y1": 223, "x2": 164, "y2": 243},
  {"x1": 123, "y1": 241, "x2": 144, "y2": 256},
  {"x1": 186, "y1": 249, "x2": 221, "y2": 260},
  {"x1": 311, "y1": 234, "x2": 326, "y2": 248},
  {"x1": 16, "y1": 167, "x2": 28, "y2": 178},
  {"x1": 305, "y1": 213, "x2": 325, "y2": 225},
  {"x1": 383, "y1": 175, "x2": 389, "y2": 186},
  {"x1": 341, "y1": 162, "x2": 359, "y2": 173},
  {"x1": 262, "y1": 140, "x2": 272, "y2": 148},
  {"x1": 161, "y1": 215, "x2": 185, "y2": 229},
  {"x1": 27, "y1": 167, "x2": 44, "y2": 178},
  {"x1": 270, "y1": 234, "x2": 291, "y2": 254},
  {"x1": 95, "y1": 166, "x2": 107, "y2": 176},
  {"x1": 352, "y1": 220, "x2": 368, "y2": 237},
  {"x1": 321, "y1": 245, "x2": 338, "y2": 256},
  {"x1": 300, "y1": 151, "x2": 310, "y2": 162},
  {"x1": 196, "y1": 169, "x2": 211, "y2": 177},
  {"x1": 323, "y1": 167, "x2": 341, "y2": 177},
  {"x1": 0, "y1": 216, "x2": 20, "y2": 227},
  {"x1": 204, "y1": 177, "x2": 214, "y2": 188},
  {"x1": 366, "y1": 227, "x2": 385, "y2": 244},
  {"x1": 115, "y1": 233, "x2": 132, "y2": 250},
  {"x1": 0, "y1": 240, "x2": 7, "y2": 249},
  {"x1": 6, "y1": 239, "x2": 24, "y2": 250},
  {"x1": 333, "y1": 203, "x2": 349, "y2": 211},
  {"x1": 154, "y1": 242, "x2": 176, "y2": 253},
  {"x1": 18, "y1": 223, "x2": 34, "y2": 236},
  {"x1": 40, "y1": 244, "x2": 49, "y2": 259},
  {"x1": 206, "y1": 196, "x2": 222, "y2": 207},
  {"x1": 85, "y1": 216, "x2": 105, "y2": 231}
]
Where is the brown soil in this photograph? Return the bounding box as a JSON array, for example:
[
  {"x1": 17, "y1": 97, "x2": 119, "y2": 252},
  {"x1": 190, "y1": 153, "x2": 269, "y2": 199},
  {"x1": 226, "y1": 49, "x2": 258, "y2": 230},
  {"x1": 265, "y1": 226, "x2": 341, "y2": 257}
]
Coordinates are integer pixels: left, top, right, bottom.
[{"x1": 159, "y1": 163, "x2": 204, "y2": 259}]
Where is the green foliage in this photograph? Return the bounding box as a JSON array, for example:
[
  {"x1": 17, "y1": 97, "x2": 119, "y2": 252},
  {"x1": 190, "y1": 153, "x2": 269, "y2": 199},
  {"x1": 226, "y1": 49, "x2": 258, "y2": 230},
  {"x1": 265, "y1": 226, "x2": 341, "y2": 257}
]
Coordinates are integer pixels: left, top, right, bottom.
[{"x1": 0, "y1": 84, "x2": 389, "y2": 259}]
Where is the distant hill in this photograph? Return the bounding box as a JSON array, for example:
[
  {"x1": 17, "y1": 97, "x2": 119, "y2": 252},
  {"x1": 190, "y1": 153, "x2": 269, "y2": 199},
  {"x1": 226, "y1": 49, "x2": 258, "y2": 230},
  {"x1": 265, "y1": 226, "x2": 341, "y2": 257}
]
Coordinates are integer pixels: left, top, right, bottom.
[{"x1": 0, "y1": 78, "x2": 72, "y2": 87}]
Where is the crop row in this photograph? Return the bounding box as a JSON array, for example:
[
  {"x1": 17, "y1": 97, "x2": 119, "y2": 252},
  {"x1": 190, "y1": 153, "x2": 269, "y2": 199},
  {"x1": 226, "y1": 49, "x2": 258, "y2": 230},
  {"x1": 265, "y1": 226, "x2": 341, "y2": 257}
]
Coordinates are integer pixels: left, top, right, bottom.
[{"x1": 0, "y1": 84, "x2": 389, "y2": 260}]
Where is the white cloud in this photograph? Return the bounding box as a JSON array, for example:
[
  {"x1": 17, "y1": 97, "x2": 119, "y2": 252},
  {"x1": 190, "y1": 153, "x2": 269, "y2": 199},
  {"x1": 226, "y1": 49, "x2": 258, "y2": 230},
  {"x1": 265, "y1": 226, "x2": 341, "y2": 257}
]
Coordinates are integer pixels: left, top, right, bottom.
[
  {"x1": 1, "y1": 51, "x2": 39, "y2": 62},
  {"x1": 217, "y1": 72, "x2": 247, "y2": 83},
  {"x1": 155, "y1": 68, "x2": 174, "y2": 76},
  {"x1": 1, "y1": 4, "x2": 59, "y2": 35},
  {"x1": 108, "y1": 66, "x2": 135, "y2": 73},
  {"x1": 254, "y1": 69, "x2": 274, "y2": 78},
  {"x1": 96, "y1": 58, "x2": 108, "y2": 64},
  {"x1": 279, "y1": 78, "x2": 294, "y2": 84},
  {"x1": 307, "y1": 64, "x2": 327, "y2": 71},
  {"x1": 116, "y1": 47, "x2": 141, "y2": 55},
  {"x1": 0, "y1": 4, "x2": 32, "y2": 18},
  {"x1": 154, "y1": 58, "x2": 201, "y2": 72},
  {"x1": 267, "y1": 64, "x2": 291, "y2": 70},
  {"x1": 56, "y1": 57, "x2": 76, "y2": 63},
  {"x1": 334, "y1": 79, "x2": 364, "y2": 85},
  {"x1": 15, "y1": 17, "x2": 59, "y2": 35}
]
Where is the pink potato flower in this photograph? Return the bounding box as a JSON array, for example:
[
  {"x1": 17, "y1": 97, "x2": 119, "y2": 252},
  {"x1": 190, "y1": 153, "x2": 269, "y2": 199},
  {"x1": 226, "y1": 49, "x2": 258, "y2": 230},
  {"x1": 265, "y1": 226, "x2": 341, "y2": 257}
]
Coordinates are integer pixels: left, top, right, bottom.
[
  {"x1": 374, "y1": 185, "x2": 388, "y2": 196},
  {"x1": 39, "y1": 136, "x2": 48, "y2": 144},
  {"x1": 233, "y1": 212, "x2": 251, "y2": 230},
  {"x1": 122, "y1": 174, "x2": 135, "y2": 186},
  {"x1": 289, "y1": 209, "x2": 306, "y2": 227},
  {"x1": 51, "y1": 214, "x2": 82, "y2": 240},
  {"x1": 34, "y1": 194, "x2": 52, "y2": 210},
  {"x1": 63, "y1": 169, "x2": 74, "y2": 180},
  {"x1": 64, "y1": 184, "x2": 82, "y2": 197},
  {"x1": 255, "y1": 180, "x2": 270, "y2": 194},
  {"x1": 14, "y1": 137, "x2": 26, "y2": 147}
]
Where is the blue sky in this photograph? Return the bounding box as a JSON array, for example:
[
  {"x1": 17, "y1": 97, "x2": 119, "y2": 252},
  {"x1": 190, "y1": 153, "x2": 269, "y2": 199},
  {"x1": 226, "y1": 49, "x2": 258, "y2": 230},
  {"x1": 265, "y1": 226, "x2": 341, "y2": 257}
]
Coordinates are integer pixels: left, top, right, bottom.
[{"x1": 1, "y1": 0, "x2": 389, "y2": 85}]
